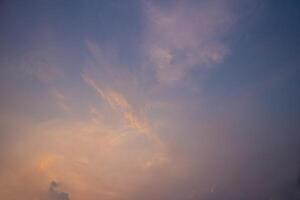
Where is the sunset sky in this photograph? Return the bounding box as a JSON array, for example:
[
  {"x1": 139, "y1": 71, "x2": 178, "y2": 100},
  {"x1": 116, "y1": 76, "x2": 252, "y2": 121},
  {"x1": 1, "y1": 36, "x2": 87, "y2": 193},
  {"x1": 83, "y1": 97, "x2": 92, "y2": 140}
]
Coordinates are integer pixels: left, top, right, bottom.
[{"x1": 0, "y1": 0, "x2": 300, "y2": 199}]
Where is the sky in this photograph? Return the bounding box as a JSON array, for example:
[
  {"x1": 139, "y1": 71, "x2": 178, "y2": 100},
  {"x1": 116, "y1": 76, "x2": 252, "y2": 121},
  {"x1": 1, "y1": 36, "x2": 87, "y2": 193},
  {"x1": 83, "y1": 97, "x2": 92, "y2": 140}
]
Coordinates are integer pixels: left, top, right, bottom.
[{"x1": 0, "y1": 0, "x2": 300, "y2": 200}]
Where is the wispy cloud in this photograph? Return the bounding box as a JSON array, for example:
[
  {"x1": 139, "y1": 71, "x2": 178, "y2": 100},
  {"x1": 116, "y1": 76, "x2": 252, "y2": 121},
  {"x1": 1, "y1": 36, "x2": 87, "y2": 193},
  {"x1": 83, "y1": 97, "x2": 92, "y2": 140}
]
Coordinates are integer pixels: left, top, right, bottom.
[
  {"x1": 51, "y1": 89, "x2": 71, "y2": 112},
  {"x1": 20, "y1": 49, "x2": 64, "y2": 84},
  {"x1": 143, "y1": 0, "x2": 235, "y2": 84},
  {"x1": 2, "y1": 1, "x2": 294, "y2": 200},
  {"x1": 82, "y1": 40, "x2": 164, "y2": 146},
  {"x1": 83, "y1": 74, "x2": 156, "y2": 142}
]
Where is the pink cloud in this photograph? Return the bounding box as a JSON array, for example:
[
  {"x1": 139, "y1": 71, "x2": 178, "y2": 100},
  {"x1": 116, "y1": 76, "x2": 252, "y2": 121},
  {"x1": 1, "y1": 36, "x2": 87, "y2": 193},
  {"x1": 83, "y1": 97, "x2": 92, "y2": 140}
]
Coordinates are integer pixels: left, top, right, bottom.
[
  {"x1": 20, "y1": 50, "x2": 64, "y2": 84},
  {"x1": 143, "y1": 0, "x2": 235, "y2": 84}
]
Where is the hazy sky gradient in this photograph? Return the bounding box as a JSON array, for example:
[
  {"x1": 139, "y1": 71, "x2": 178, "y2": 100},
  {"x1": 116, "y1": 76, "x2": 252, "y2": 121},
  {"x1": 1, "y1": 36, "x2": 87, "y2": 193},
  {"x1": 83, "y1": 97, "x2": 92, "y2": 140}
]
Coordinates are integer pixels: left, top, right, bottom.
[{"x1": 0, "y1": 0, "x2": 300, "y2": 200}]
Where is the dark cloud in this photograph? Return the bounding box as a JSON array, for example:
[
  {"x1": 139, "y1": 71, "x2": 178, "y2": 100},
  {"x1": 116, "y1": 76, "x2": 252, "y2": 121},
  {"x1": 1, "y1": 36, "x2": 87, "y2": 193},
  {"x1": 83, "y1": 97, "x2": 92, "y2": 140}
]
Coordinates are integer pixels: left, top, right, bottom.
[
  {"x1": 269, "y1": 170, "x2": 300, "y2": 200},
  {"x1": 44, "y1": 181, "x2": 70, "y2": 200}
]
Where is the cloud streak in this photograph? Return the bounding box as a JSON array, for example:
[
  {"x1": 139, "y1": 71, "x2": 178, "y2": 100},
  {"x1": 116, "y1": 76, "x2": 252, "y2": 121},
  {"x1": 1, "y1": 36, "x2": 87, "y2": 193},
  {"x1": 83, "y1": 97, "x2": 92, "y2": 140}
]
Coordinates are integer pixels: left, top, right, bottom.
[
  {"x1": 1, "y1": 1, "x2": 299, "y2": 200},
  {"x1": 51, "y1": 89, "x2": 71, "y2": 112},
  {"x1": 20, "y1": 49, "x2": 64, "y2": 84},
  {"x1": 82, "y1": 73, "x2": 158, "y2": 143},
  {"x1": 82, "y1": 40, "x2": 165, "y2": 147}
]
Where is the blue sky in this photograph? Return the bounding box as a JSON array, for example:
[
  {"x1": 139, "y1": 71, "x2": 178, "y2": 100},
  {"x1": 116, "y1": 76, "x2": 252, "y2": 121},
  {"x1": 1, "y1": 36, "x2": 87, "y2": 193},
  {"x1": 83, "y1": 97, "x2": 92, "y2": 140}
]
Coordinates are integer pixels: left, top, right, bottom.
[{"x1": 0, "y1": 0, "x2": 299, "y2": 200}]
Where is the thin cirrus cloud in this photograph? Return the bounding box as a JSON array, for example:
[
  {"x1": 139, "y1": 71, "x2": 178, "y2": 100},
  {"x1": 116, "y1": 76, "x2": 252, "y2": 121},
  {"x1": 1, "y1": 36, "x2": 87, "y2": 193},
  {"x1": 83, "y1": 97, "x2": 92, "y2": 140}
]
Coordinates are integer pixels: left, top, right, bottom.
[
  {"x1": 82, "y1": 39, "x2": 168, "y2": 161},
  {"x1": 1, "y1": 0, "x2": 298, "y2": 200},
  {"x1": 51, "y1": 89, "x2": 71, "y2": 112},
  {"x1": 19, "y1": 49, "x2": 64, "y2": 85},
  {"x1": 82, "y1": 73, "x2": 160, "y2": 145},
  {"x1": 83, "y1": 40, "x2": 160, "y2": 143},
  {"x1": 143, "y1": 0, "x2": 235, "y2": 84}
]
